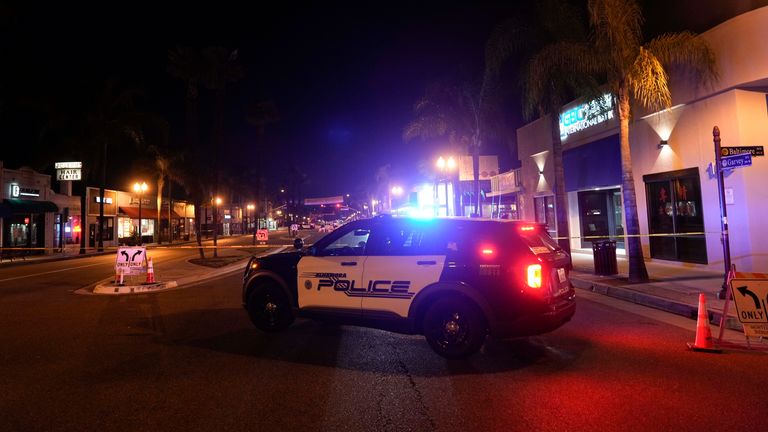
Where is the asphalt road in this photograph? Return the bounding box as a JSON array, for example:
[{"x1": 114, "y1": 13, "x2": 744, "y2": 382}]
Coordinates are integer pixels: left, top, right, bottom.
[{"x1": 1, "y1": 232, "x2": 767, "y2": 431}]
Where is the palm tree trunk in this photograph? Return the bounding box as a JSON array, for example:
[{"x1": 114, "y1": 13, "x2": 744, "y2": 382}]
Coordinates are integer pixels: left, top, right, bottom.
[
  {"x1": 168, "y1": 181, "x2": 172, "y2": 244},
  {"x1": 194, "y1": 198, "x2": 205, "y2": 259},
  {"x1": 618, "y1": 84, "x2": 649, "y2": 282},
  {"x1": 156, "y1": 177, "x2": 164, "y2": 245},
  {"x1": 550, "y1": 114, "x2": 571, "y2": 254},
  {"x1": 472, "y1": 142, "x2": 481, "y2": 216}
]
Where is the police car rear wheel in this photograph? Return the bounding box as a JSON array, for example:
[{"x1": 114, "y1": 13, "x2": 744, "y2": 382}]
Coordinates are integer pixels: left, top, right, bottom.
[
  {"x1": 247, "y1": 283, "x2": 294, "y2": 332},
  {"x1": 423, "y1": 297, "x2": 486, "y2": 359}
]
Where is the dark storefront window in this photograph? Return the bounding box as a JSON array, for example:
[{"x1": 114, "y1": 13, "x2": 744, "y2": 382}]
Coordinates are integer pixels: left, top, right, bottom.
[
  {"x1": 534, "y1": 195, "x2": 556, "y2": 239},
  {"x1": 3, "y1": 214, "x2": 44, "y2": 254},
  {"x1": 577, "y1": 189, "x2": 624, "y2": 248},
  {"x1": 644, "y1": 168, "x2": 706, "y2": 264}
]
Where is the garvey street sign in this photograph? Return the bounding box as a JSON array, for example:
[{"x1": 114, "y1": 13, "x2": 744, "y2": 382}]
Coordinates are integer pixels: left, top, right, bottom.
[
  {"x1": 720, "y1": 153, "x2": 752, "y2": 170},
  {"x1": 721, "y1": 146, "x2": 764, "y2": 157},
  {"x1": 730, "y1": 273, "x2": 768, "y2": 337}
]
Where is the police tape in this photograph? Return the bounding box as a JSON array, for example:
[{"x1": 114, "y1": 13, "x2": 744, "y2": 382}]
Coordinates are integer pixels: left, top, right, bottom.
[
  {"x1": 0, "y1": 244, "x2": 294, "y2": 253},
  {"x1": 551, "y1": 231, "x2": 712, "y2": 241}
]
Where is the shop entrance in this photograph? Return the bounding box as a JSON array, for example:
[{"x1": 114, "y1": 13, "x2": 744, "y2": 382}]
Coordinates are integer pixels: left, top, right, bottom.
[
  {"x1": 577, "y1": 188, "x2": 624, "y2": 249},
  {"x1": 644, "y1": 168, "x2": 706, "y2": 264}
]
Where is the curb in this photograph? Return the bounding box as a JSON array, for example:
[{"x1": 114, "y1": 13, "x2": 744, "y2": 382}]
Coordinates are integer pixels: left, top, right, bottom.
[
  {"x1": 93, "y1": 281, "x2": 179, "y2": 295},
  {"x1": 570, "y1": 275, "x2": 743, "y2": 332},
  {"x1": 82, "y1": 246, "x2": 289, "y2": 296}
]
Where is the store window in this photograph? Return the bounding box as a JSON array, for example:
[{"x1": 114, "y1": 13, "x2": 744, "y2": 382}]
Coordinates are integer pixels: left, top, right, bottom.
[
  {"x1": 577, "y1": 189, "x2": 624, "y2": 248},
  {"x1": 98, "y1": 217, "x2": 114, "y2": 241},
  {"x1": 534, "y1": 196, "x2": 556, "y2": 239},
  {"x1": 644, "y1": 168, "x2": 706, "y2": 264}
]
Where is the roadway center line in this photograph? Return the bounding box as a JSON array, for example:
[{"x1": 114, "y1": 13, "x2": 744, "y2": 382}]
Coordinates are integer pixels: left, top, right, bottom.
[{"x1": 0, "y1": 262, "x2": 106, "y2": 283}]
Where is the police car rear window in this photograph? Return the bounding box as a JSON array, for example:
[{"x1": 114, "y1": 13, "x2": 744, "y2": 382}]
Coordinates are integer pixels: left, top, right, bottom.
[{"x1": 518, "y1": 226, "x2": 561, "y2": 254}]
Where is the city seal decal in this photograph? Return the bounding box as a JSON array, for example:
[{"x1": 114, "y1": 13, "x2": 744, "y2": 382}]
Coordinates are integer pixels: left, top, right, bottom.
[{"x1": 304, "y1": 280, "x2": 313, "y2": 290}]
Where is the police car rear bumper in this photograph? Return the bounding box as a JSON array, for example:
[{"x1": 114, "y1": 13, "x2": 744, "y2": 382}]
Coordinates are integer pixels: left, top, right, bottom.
[{"x1": 490, "y1": 293, "x2": 576, "y2": 338}]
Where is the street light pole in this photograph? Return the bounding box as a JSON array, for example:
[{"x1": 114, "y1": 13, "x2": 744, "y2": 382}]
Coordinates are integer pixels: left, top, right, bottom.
[
  {"x1": 213, "y1": 197, "x2": 222, "y2": 258},
  {"x1": 133, "y1": 182, "x2": 148, "y2": 246}
]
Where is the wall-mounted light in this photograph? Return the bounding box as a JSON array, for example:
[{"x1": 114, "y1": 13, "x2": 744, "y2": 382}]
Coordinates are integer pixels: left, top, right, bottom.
[
  {"x1": 538, "y1": 170, "x2": 544, "y2": 176},
  {"x1": 658, "y1": 140, "x2": 669, "y2": 149}
]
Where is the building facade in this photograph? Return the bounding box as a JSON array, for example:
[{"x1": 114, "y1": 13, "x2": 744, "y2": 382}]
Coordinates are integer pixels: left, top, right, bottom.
[
  {"x1": 0, "y1": 163, "x2": 80, "y2": 255},
  {"x1": 517, "y1": 6, "x2": 768, "y2": 272}
]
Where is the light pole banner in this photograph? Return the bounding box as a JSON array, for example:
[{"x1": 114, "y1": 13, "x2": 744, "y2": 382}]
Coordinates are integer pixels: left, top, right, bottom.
[{"x1": 459, "y1": 156, "x2": 499, "y2": 181}]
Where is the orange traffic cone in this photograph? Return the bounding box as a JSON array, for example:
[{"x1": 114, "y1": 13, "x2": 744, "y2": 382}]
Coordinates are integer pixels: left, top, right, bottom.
[
  {"x1": 145, "y1": 257, "x2": 155, "y2": 284},
  {"x1": 687, "y1": 293, "x2": 721, "y2": 353}
]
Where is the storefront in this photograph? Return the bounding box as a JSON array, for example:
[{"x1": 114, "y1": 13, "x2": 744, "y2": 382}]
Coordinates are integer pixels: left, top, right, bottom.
[
  {"x1": 86, "y1": 187, "x2": 118, "y2": 248},
  {"x1": 488, "y1": 169, "x2": 521, "y2": 220},
  {"x1": 0, "y1": 165, "x2": 58, "y2": 255},
  {"x1": 516, "y1": 6, "x2": 768, "y2": 271}
]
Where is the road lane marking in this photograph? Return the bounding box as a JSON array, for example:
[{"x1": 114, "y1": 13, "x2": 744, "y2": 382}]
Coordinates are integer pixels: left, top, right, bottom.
[{"x1": 0, "y1": 262, "x2": 106, "y2": 283}]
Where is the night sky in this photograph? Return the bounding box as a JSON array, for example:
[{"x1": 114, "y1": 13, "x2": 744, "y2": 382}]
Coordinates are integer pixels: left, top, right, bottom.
[{"x1": 2, "y1": 0, "x2": 766, "y2": 197}]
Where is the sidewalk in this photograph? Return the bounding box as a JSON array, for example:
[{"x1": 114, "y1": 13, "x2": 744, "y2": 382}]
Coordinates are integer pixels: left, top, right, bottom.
[{"x1": 569, "y1": 251, "x2": 743, "y2": 331}]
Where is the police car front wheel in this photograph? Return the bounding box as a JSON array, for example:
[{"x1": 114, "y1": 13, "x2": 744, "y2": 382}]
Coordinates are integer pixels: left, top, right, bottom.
[
  {"x1": 423, "y1": 297, "x2": 487, "y2": 359},
  {"x1": 246, "y1": 283, "x2": 294, "y2": 332}
]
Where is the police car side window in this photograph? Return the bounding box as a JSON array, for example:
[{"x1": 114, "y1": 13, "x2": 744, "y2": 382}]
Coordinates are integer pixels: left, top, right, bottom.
[
  {"x1": 372, "y1": 223, "x2": 446, "y2": 256},
  {"x1": 318, "y1": 226, "x2": 370, "y2": 256}
]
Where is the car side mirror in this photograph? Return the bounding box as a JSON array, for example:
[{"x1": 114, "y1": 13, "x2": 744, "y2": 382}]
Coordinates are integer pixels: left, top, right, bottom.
[
  {"x1": 307, "y1": 246, "x2": 317, "y2": 256},
  {"x1": 293, "y1": 238, "x2": 304, "y2": 250}
]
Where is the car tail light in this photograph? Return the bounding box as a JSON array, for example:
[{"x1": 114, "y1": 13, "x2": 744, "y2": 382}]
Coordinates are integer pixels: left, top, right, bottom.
[
  {"x1": 520, "y1": 225, "x2": 536, "y2": 232},
  {"x1": 526, "y1": 264, "x2": 542, "y2": 288},
  {"x1": 481, "y1": 248, "x2": 494, "y2": 256}
]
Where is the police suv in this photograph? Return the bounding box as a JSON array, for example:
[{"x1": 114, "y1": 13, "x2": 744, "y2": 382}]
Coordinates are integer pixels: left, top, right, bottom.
[{"x1": 242, "y1": 215, "x2": 575, "y2": 358}]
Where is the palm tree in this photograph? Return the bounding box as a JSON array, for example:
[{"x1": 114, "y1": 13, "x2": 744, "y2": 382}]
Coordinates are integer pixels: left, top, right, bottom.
[
  {"x1": 525, "y1": 0, "x2": 717, "y2": 281},
  {"x1": 585, "y1": 0, "x2": 717, "y2": 282},
  {"x1": 516, "y1": 0, "x2": 595, "y2": 254},
  {"x1": 245, "y1": 98, "x2": 280, "y2": 223},
  {"x1": 202, "y1": 46, "x2": 244, "y2": 258},
  {"x1": 168, "y1": 46, "x2": 206, "y2": 256},
  {"x1": 404, "y1": 66, "x2": 506, "y2": 217}
]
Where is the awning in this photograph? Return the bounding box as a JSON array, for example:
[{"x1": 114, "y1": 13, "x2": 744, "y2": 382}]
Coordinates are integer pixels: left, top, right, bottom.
[
  {"x1": 1, "y1": 199, "x2": 59, "y2": 214},
  {"x1": 119, "y1": 207, "x2": 187, "y2": 219},
  {"x1": 119, "y1": 206, "x2": 160, "y2": 219}
]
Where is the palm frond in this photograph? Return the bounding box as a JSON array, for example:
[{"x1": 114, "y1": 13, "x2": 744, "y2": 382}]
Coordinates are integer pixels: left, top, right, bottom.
[
  {"x1": 521, "y1": 41, "x2": 602, "y2": 119},
  {"x1": 628, "y1": 47, "x2": 671, "y2": 110},
  {"x1": 589, "y1": 0, "x2": 643, "y2": 67},
  {"x1": 646, "y1": 31, "x2": 718, "y2": 86}
]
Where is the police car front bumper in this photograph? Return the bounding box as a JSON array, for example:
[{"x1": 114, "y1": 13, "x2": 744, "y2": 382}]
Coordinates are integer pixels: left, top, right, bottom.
[{"x1": 490, "y1": 292, "x2": 576, "y2": 338}]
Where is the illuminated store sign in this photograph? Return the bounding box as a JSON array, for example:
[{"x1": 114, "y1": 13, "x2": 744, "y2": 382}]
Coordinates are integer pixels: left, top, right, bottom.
[
  {"x1": 10, "y1": 183, "x2": 40, "y2": 198},
  {"x1": 559, "y1": 94, "x2": 614, "y2": 139},
  {"x1": 95, "y1": 196, "x2": 113, "y2": 204},
  {"x1": 55, "y1": 161, "x2": 82, "y2": 181}
]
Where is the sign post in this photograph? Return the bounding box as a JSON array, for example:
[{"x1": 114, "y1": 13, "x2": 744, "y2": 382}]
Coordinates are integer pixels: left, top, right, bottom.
[{"x1": 713, "y1": 127, "x2": 732, "y2": 299}]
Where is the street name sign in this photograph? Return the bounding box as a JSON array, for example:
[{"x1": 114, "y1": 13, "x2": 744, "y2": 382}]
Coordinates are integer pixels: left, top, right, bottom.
[
  {"x1": 115, "y1": 246, "x2": 147, "y2": 276},
  {"x1": 720, "y1": 153, "x2": 752, "y2": 170},
  {"x1": 721, "y1": 146, "x2": 764, "y2": 157},
  {"x1": 730, "y1": 273, "x2": 768, "y2": 337}
]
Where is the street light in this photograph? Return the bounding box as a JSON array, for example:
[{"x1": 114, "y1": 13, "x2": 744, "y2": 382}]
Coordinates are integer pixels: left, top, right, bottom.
[
  {"x1": 213, "y1": 196, "x2": 222, "y2": 257},
  {"x1": 247, "y1": 204, "x2": 256, "y2": 244},
  {"x1": 133, "y1": 181, "x2": 148, "y2": 245},
  {"x1": 389, "y1": 186, "x2": 403, "y2": 213}
]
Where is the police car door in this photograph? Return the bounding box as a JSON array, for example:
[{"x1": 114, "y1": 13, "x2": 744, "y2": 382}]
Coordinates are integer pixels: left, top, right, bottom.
[
  {"x1": 297, "y1": 223, "x2": 370, "y2": 314},
  {"x1": 361, "y1": 220, "x2": 446, "y2": 318}
]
